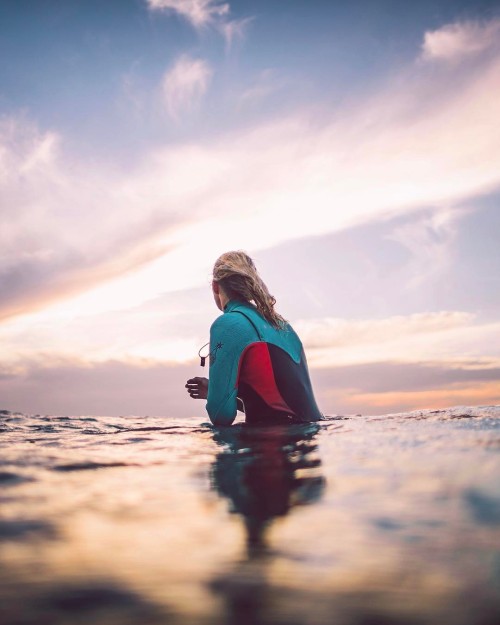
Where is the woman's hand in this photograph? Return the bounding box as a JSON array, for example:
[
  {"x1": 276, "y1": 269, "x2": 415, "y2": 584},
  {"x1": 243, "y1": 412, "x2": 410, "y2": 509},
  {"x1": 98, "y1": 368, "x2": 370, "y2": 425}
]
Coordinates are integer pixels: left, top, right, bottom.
[{"x1": 185, "y1": 377, "x2": 208, "y2": 400}]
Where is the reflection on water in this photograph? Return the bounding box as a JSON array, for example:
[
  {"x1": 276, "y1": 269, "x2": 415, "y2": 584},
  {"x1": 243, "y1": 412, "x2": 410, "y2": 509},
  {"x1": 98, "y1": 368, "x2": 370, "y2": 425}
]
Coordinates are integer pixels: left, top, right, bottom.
[
  {"x1": 209, "y1": 423, "x2": 325, "y2": 625},
  {"x1": 211, "y1": 423, "x2": 325, "y2": 555},
  {"x1": 0, "y1": 407, "x2": 500, "y2": 624}
]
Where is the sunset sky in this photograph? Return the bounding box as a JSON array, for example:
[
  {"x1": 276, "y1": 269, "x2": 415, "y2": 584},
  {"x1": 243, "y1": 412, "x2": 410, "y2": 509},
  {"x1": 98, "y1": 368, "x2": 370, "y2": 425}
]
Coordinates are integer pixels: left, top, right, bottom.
[{"x1": 1, "y1": 0, "x2": 499, "y2": 417}]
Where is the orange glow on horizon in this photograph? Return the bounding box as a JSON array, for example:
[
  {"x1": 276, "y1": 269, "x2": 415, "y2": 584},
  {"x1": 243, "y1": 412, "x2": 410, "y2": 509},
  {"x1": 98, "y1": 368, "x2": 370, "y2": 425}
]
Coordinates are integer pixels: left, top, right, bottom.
[{"x1": 345, "y1": 381, "x2": 500, "y2": 413}]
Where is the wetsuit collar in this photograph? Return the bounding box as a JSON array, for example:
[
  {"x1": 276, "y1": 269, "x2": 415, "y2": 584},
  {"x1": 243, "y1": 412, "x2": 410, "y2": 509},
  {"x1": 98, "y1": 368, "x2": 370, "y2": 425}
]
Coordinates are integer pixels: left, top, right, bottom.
[{"x1": 224, "y1": 299, "x2": 252, "y2": 313}]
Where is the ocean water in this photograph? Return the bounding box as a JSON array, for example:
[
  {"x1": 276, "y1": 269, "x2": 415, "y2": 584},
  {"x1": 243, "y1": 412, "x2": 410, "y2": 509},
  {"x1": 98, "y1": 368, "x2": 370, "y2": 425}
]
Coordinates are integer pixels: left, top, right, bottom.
[{"x1": 1, "y1": 405, "x2": 499, "y2": 625}]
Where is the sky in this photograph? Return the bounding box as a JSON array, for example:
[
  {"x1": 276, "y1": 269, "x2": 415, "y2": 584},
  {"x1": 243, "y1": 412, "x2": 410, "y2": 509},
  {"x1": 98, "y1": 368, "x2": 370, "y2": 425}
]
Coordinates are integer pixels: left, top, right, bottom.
[{"x1": 1, "y1": 0, "x2": 499, "y2": 417}]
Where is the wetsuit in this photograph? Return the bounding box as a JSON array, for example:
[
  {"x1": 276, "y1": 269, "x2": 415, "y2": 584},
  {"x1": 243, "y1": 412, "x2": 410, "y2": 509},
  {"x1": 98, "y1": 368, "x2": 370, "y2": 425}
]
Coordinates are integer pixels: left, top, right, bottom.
[{"x1": 206, "y1": 300, "x2": 323, "y2": 426}]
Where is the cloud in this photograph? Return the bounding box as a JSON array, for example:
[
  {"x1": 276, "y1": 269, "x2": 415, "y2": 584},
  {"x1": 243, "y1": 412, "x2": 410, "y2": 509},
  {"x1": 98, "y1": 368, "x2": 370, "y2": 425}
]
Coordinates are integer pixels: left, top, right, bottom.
[
  {"x1": 147, "y1": 0, "x2": 229, "y2": 28},
  {"x1": 421, "y1": 18, "x2": 500, "y2": 63},
  {"x1": 219, "y1": 16, "x2": 253, "y2": 49},
  {"x1": 121, "y1": 62, "x2": 147, "y2": 120},
  {"x1": 74, "y1": 20, "x2": 500, "y2": 318},
  {"x1": 310, "y1": 361, "x2": 500, "y2": 414},
  {"x1": 254, "y1": 199, "x2": 500, "y2": 323},
  {"x1": 3, "y1": 16, "x2": 500, "y2": 417},
  {"x1": 162, "y1": 55, "x2": 213, "y2": 121},
  {"x1": 386, "y1": 208, "x2": 465, "y2": 289},
  {"x1": 1, "y1": 356, "x2": 498, "y2": 418},
  {"x1": 311, "y1": 360, "x2": 500, "y2": 395},
  {"x1": 0, "y1": 115, "x2": 61, "y2": 184},
  {"x1": 296, "y1": 311, "x2": 475, "y2": 349},
  {"x1": 2, "y1": 15, "x2": 500, "y2": 323},
  {"x1": 0, "y1": 287, "x2": 212, "y2": 369},
  {"x1": 0, "y1": 358, "x2": 196, "y2": 417},
  {"x1": 347, "y1": 381, "x2": 500, "y2": 414},
  {"x1": 237, "y1": 69, "x2": 286, "y2": 107},
  {"x1": 0, "y1": 116, "x2": 184, "y2": 320},
  {"x1": 294, "y1": 312, "x2": 500, "y2": 368},
  {"x1": 146, "y1": 0, "x2": 250, "y2": 45}
]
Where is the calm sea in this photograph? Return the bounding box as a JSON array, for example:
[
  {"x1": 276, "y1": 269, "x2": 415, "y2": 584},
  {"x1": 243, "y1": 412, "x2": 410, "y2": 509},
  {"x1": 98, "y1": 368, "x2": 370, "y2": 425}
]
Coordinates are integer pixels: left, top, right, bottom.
[{"x1": 1, "y1": 406, "x2": 499, "y2": 625}]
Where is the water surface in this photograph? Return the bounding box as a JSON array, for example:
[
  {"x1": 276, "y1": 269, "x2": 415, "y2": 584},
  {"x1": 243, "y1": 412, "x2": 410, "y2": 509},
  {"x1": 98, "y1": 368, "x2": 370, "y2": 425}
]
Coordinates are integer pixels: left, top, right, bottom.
[{"x1": 1, "y1": 406, "x2": 499, "y2": 624}]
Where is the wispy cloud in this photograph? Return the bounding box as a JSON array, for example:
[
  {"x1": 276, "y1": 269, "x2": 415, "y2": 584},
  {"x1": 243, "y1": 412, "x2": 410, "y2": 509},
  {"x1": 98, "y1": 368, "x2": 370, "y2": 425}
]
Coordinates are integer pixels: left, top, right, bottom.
[
  {"x1": 0, "y1": 116, "x2": 183, "y2": 320},
  {"x1": 121, "y1": 61, "x2": 147, "y2": 120},
  {"x1": 0, "y1": 116, "x2": 61, "y2": 184},
  {"x1": 219, "y1": 16, "x2": 253, "y2": 49},
  {"x1": 162, "y1": 55, "x2": 213, "y2": 121},
  {"x1": 386, "y1": 207, "x2": 465, "y2": 289},
  {"x1": 237, "y1": 69, "x2": 286, "y2": 107},
  {"x1": 146, "y1": 0, "x2": 251, "y2": 46},
  {"x1": 3, "y1": 11, "x2": 500, "y2": 417},
  {"x1": 2, "y1": 16, "x2": 500, "y2": 323},
  {"x1": 421, "y1": 18, "x2": 500, "y2": 63},
  {"x1": 0, "y1": 287, "x2": 212, "y2": 369},
  {"x1": 295, "y1": 312, "x2": 500, "y2": 368},
  {"x1": 147, "y1": 0, "x2": 229, "y2": 28},
  {"x1": 296, "y1": 311, "x2": 474, "y2": 349}
]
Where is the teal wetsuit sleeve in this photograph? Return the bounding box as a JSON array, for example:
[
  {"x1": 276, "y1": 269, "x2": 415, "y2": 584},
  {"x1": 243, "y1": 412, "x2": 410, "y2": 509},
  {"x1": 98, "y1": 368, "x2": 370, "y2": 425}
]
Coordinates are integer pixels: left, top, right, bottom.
[{"x1": 206, "y1": 312, "x2": 258, "y2": 426}]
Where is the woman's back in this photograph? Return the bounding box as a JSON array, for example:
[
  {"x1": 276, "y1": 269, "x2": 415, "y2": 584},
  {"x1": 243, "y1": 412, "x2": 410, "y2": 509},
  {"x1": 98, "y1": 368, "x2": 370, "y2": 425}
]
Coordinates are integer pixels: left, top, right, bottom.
[
  {"x1": 206, "y1": 300, "x2": 323, "y2": 425},
  {"x1": 185, "y1": 250, "x2": 324, "y2": 425}
]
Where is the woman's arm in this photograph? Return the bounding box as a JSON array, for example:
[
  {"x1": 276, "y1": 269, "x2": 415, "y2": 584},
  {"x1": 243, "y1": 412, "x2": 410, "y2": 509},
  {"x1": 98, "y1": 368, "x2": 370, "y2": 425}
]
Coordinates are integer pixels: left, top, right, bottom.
[{"x1": 205, "y1": 313, "x2": 255, "y2": 425}]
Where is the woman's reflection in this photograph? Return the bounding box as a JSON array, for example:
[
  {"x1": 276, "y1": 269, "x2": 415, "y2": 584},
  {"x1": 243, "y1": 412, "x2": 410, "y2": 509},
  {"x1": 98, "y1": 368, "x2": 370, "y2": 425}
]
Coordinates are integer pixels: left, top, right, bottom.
[{"x1": 210, "y1": 422, "x2": 326, "y2": 557}]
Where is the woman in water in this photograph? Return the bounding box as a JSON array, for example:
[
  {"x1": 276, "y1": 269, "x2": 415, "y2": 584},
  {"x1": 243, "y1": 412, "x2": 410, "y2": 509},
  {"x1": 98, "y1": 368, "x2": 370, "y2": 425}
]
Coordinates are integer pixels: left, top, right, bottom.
[{"x1": 185, "y1": 251, "x2": 323, "y2": 426}]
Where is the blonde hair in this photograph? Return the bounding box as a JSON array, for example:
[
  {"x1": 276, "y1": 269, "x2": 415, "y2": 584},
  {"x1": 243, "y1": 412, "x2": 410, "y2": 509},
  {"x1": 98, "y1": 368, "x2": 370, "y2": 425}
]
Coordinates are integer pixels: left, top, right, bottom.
[{"x1": 213, "y1": 251, "x2": 286, "y2": 329}]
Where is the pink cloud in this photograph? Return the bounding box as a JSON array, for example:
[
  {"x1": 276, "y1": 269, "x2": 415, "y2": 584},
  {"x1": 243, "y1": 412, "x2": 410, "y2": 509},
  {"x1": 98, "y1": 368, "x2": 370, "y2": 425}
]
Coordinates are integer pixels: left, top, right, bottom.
[
  {"x1": 146, "y1": 0, "x2": 250, "y2": 46},
  {"x1": 295, "y1": 312, "x2": 500, "y2": 368},
  {"x1": 162, "y1": 55, "x2": 213, "y2": 121},
  {"x1": 2, "y1": 16, "x2": 500, "y2": 354},
  {"x1": 147, "y1": 0, "x2": 229, "y2": 29},
  {"x1": 421, "y1": 18, "x2": 500, "y2": 63},
  {"x1": 1, "y1": 357, "x2": 498, "y2": 418}
]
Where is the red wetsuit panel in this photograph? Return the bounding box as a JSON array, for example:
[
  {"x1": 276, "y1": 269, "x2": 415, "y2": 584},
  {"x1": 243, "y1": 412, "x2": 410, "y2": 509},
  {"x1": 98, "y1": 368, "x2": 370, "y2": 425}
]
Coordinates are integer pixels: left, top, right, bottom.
[{"x1": 236, "y1": 342, "x2": 297, "y2": 416}]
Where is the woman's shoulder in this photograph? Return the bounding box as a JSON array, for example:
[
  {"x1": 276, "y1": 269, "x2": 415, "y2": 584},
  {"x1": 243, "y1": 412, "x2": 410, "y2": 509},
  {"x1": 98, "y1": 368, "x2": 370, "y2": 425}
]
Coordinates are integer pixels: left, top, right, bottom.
[{"x1": 210, "y1": 308, "x2": 256, "y2": 335}]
